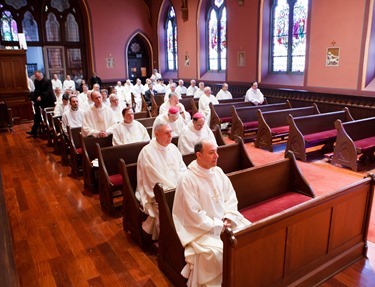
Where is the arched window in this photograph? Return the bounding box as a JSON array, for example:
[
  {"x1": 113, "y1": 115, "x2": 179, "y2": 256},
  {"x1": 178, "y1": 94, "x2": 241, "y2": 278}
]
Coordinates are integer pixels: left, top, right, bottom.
[
  {"x1": 46, "y1": 13, "x2": 60, "y2": 41},
  {"x1": 207, "y1": 0, "x2": 226, "y2": 71},
  {"x1": 165, "y1": 6, "x2": 177, "y2": 71},
  {"x1": 271, "y1": 0, "x2": 308, "y2": 73},
  {"x1": 65, "y1": 13, "x2": 79, "y2": 42},
  {"x1": 22, "y1": 11, "x2": 39, "y2": 41}
]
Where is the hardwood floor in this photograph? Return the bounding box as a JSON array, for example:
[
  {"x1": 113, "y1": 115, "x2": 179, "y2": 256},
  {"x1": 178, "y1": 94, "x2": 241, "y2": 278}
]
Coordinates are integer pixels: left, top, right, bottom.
[{"x1": 1, "y1": 124, "x2": 374, "y2": 287}]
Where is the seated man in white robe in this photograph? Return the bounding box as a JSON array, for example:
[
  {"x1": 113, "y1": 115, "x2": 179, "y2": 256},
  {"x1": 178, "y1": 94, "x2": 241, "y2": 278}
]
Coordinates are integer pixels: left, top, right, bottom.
[
  {"x1": 152, "y1": 106, "x2": 185, "y2": 138},
  {"x1": 153, "y1": 78, "x2": 166, "y2": 94},
  {"x1": 78, "y1": 84, "x2": 90, "y2": 111},
  {"x1": 132, "y1": 78, "x2": 144, "y2": 112},
  {"x1": 63, "y1": 75, "x2": 75, "y2": 92},
  {"x1": 109, "y1": 93, "x2": 125, "y2": 123},
  {"x1": 198, "y1": 86, "x2": 219, "y2": 128},
  {"x1": 186, "y1": 79, "x2": 198, "y2": 96},
  {"x1": 136, "y1": 123, "x2": 186, "y2": 240},
  {"x1": 159, "y1": 92, "x2": 191, "y2": 124},
  {"x1": 193, "y1": 81, "x2": 205, "y2": 99},
  {"x1": 54, "y1": 92, "x2": 70, "y2": 116},
  {"x1": 164, "y1": 83, "x2": 180, "y2": 102},
  {"x1": 100, "y1": 89, "x2": 110, "y2": 107},
  {"x1": 175, "y1": 79, "x2": 187, "y2": 97},
  {"x1": 81, "y1": 91, "x2": 116, "y2": 137},
  {"x1": 245, "y1": 81, "x2": 265, "y2": 106},
  {"x1": 112, "y1": 107, "x2": 150, "y2": 146},
  {"x1": 178, "y1": 112, "x2": 216, "y2": 155},
  {"x1": 61, "y1": 94, "x2": 84, "y2": 134},
  {"x1": 216, "y1": 83, "x2": 233, "y2": 100},
  {"x1": 173, "y1": 140, "x2": 251, "y2": 287},
  {"x1": 123, "y1": 79, "x2": 133, "y2": 106}
]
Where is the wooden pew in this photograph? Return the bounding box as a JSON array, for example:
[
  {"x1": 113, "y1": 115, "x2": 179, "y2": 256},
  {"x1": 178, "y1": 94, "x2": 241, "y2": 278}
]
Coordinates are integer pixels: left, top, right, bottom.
[
  {"x1": 286, "y1": 108, "x2": 354, "y2": 161},
  {"x1": 67, "y1": 126, "x2": 83, "y2": 177},
  {"x1": 212, "y1": 124, "x2": 226, "y2": 146},
  {"x1": 154, "y1": 152, "x2": 315, "y2": 287},
  {"x1": 179, "y1": 97, "x2": 196, "y2": 116},
  {"x1": 221, "y1": 173, "x2": 374, "y2": 287},
  {"x1": 332, "y1": 117, "x2": 375, "y2": 171},
  {"x1": 231, "y1": 101, "x2": 292, "y2": 140},
  {"x1": 58, "y1": 120, "x2": 70, "y2": 165},
  {"x1": 182, "y1": 138, "x2": 254, "y2": 171},
  {"x1": 255, "y1": 104, "x2": 320, "y2": 152},
  {"x1": 209, "y1": 101, "x2": 254, "y2": 130},
  {"x1": 80, "y1": 134, "x2": 113, "y2": 193},
  {"x1": 50, "y1": 115, "x2": 62, "y2": 155},
  {"x1": 134, "y1": 110, "x2": 151, "y2": 119},
  {"x1": 150, "y1": 94, "x2": 165, "y2": 116},
  {"x1": 96, "y1": 140, "x2": 149, "y2": 213},
  {"x1": 137, "y1": 117, "x2": 156, "y2": 128},
  {"x1": 122, "y1": 140, "x2": 254, "y2": 249}
]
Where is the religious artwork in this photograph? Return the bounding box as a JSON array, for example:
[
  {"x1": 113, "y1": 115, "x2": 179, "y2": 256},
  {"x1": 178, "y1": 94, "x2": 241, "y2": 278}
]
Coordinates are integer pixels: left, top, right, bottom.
[
  {"x1": 106, "y1": 54, "x2": 114, "y2": 68},
  {"x1": 326, "y1": 47, "x2": 340, "y2": 66},
  {"x1": 184, "y1": 54, "x2": 190, "y2": 66},
  {"x1": 166, "y1": 6, "x2": 178, "y2": 70},
  {"x1": 237, "y1": 51, "x2": 245, "y2": 66}
]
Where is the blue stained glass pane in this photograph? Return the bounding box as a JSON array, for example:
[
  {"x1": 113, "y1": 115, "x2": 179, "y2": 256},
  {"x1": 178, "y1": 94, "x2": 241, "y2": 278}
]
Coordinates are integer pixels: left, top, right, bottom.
[
  {"x1": 169, "y1": 6, "x2": 175, "y2": 17},
  {"x1": 65, "y1": 13, "x2": 79, "y2": 42},
  {"x1": 214, "y1": 0, "x2": 224, "y2": 8},
  {"x1": 209, "y1": 9, "x2": 218, "y2": 70},
  {"x1": 23, "y1": 11, "x2": 39, "y2": 41},
  {"x1": 272, "y1": 0, "x2": 289, "y2": 72},
  {"x1": 166, "y1": 6, "x2": 177, "y2": 71},
  {"x1": 46, "y1": 13, "x2": 61, "y2": 41},
  {"x1": 292, "y1": 0, "x2": 308, "y2": 72},
  {"x1": 167, "y1": 20, "x2": 174, "y2": 70},
  {"x1": 1, "y1": 11, "x2": 18, "y2": 41},
  {"x1": 220, "y1": 8, "x2": 227, "y2": 70}
]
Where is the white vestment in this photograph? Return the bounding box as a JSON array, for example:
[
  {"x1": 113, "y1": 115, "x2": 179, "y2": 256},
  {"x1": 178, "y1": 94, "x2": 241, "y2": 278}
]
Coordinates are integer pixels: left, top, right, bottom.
[
  {"x1": 216, "y1": 89, "x2": 233, "y2": 100},
  {"x1": 175, "y1": 85, "x2": 187, "y2": 96},
  {"x1": 110, "y1": 105, "x2": 124, "y2": 123},
  {"x1": 178, "y1": 121, "x2": 216, "y2": 155},
  {"x1": 186, "y1": 85, "x2": 198, "y2": 96},
  {"x1": 152, "y1": 113, "x2": 185, "y2": 138},
  {"x1": 78, "y1": 92, "x2": 90, "y2": 111},
  {"x1": 62, "y1": 108, "x2": 84, "y2": 134},
  {"x1": 164, "y1": 89, "x2": 182, "y2": 102},
  {"x1": 194, "y1": 89, "x2": 204, "y2": 99},
  {"x1": 159, "y1": 102, "x2": 191, "y2": 124},
  {"x1": 123, "y1": 84, "x2": 133, "y2": 106},
  {"x1": 136, "y1": 139, "x2": 186, "y2": 239},
  {"x1": 245, "y1": 88, "x2": 264, "y2": 105},
  {"x1": 112, "y1": 121, "x2": 150, "y2": 146},
  {"x1": 54, "y1": 103, "x2": 69, "y2": 117},
  {"x1": 198, "y1": 94, "x2": 219, "y2": 128},
  {"x1": 81, "y1": 105, "x2": 116, "y2": 137},
  {"x1": 173, "y1": 160, "x2": 251, "y2": 287},
  {"x1": 63, "y1": 79, "x2": 75, "y2": 92},
  {"x1": 133, "y1": 84, "x2": 144, "y2": 112},
  {"x1": 51, "y1": 79, "x2": 62, "y2": 91}
]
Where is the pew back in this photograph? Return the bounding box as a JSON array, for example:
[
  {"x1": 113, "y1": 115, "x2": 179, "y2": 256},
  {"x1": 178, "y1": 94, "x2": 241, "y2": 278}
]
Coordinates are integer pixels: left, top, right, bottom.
[{"x1": 137, "y1": 117, "x2": 156, "y2": 128}]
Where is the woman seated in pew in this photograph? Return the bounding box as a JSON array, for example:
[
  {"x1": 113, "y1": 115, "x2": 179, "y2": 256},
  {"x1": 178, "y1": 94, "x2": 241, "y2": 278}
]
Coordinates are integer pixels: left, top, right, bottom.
[
  {"x1": 111, "y1": 107, "x2": 150, "y2": 146},
  {"x1": 173, "y1": 139, "x2": 251, "y2": 287},
  {"x1": 245, "y1": 81, "x2": 265, "y2": 106}
]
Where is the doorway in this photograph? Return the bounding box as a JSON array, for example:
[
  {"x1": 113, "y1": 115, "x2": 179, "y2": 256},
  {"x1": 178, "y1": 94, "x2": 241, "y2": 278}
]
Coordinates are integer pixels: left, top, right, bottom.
[{"x1": 127, "y1": 34, "x2": 152, "y2": 84}]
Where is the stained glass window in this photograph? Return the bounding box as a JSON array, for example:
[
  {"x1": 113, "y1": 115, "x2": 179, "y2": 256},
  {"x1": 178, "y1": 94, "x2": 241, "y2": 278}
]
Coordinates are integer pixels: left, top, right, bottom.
[
  {"x1": 51, "y1": 0, "x2": 70, "y2": 12},
  {"x1": 1, "y1": 10, "x2": 18, "y2": 42},
  {"x1": 207, "y1": 0, "x2": 226, "y2": 71},
  {"x1": 22, "y1": 11, "x2": 39, "y2": 41},
  {"x1": 46, "y1": 13, "x2": 61, "y2": 41},
  {"x1": 5, "y1": 0, "x2": 27, "y2": 10},
  {"x1": 65, "y1": 13, "x2": 79, "y2": 42},
  {"x1": 166, "y1": 6, "x2": 177, "y2": 71},
  {"x1": 271, "y1": 0, "x2": 308, "y2": 73}
]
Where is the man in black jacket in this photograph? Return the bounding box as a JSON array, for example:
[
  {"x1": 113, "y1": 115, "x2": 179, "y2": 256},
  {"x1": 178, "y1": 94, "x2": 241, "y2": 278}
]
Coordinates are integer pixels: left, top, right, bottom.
[{"x1": 27, "y1": 71, "x2": 56, "y2": 137}]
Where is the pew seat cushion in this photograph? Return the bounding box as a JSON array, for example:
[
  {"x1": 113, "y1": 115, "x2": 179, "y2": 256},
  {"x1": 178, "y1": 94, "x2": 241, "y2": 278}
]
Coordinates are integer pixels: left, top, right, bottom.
[
  {"x1": 243, "y1": 121, "x2": 258, "y2": 129},
  {"x1": 239, "y1": 192, "x2": 312, "y2": 222},
  {"x1": 220, "y1": 116, "x2": 232, "y2": 123},
  {"x1": 76, "y1": 147, "x2": 82, "y2": 154},
  {"x1": 271, "y1": 126, "x2": 289, "y2": 136},
  {"x1": 354, "y1": 136, "x2": 375, "y2": 153},
  {"x1": 109, "y1": 174, "x2": 123, "y2": 186},
  {"x1": 303, "y1": 129, "x2": 337, "y2": 144}
]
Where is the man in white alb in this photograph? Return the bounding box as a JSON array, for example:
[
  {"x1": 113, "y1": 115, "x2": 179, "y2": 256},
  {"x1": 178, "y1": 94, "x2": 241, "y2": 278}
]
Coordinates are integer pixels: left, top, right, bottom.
[
  {"x1": 159, "y1": 92, "x2": 191, "y2": 124},
  {"x1": 61, "y1": 94, "x2": 84, "y2": 134},
  {"x1": 198, "y1": 86, "x2": 219, "y2": 128},
  {"x1": 112, "y1": 107, "x2": 150, "y2": 146},
  {"x1": 109, "y1": 93, "x2": 124, "y2": 123},
  {"x1": 164, "y1": 82, "x2": 179, "y2": 102},
  {"x1": 245, "y1": 81, "x2": 265, "y2": 106},
  {"x1": 54, "y1": 92, "x2": 70, "y2": 117},
  {"x1": 133, "y1": 78, "x2": 144, "y2": 112},
  {"x1": 178, "y1": 112, "x2": 216, "y2": 155},
  {"x1": 173, "y1": 139, "x2": 251, "y2": 287},
  {"x1": 51, "y1": 74, "x2": 62, "y2": 91},
  {"x1": 186, "y1": 79, "x2": 198, "y2": 96},
  {"x1": 123, "y1": 79, "x2": 133, "y2": 106},
  {"x1": 81, "y1": 91, "x2": 116, "y2": 137},
  {"x1": 152, "y1": 106, "x2": 185, "y2": 138},
  {"x1": 78, "y1": 84, "x2": 90, "y2": 111},
  {"x1": 194, "y1": 82, "x2": 205, "y2": 99},
  {"x1": 175, "y1": 79, "x2": 187, "y2": 96},
  {"x1": 216, "y1": 83, "x2": 233, "y2": 100},
  {"x1": 63, "y1": 75, "x2": 75, "y2": 92},
  {"x1": 136, "y1": 123, "x2": 186, "y2": 240},
  {"x1": 150, "y1": 68, "x2": 162, "y2": 82}
]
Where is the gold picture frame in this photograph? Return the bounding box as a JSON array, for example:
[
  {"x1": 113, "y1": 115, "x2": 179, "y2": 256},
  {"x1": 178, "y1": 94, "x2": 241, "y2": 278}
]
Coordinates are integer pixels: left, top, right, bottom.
[
  {"x1": 237, "y1": 51, "x2": 245, "y2": 67},
  {"x1": 326, "y1": 47, "x2": 340, "y2": 66}
]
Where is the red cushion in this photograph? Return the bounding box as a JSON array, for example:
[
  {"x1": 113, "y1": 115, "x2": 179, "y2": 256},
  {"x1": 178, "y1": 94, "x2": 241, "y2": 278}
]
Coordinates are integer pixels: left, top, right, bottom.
[
  {"x1": 354, "y1": 136, "x2": 375, "y2": 152},
  {"x1": 76, "y1": 147, "x2": 82, "y2": 154},
  {"x1": 220, "y1": 117, "x2": 232, "y2": 123},
  {"x1": 109, "y1": 174, "x2": 123, "y2": 186},
  {"x1": 271, "y1": 126, "x2": 289, "y2": 135},
  {"x1": 303, "y1": 129, "x2": 337, "y2": 144},
  {"x1": 239, "y1": 192, "x2": 312, "y2": 222},
  {"x1": 244, "y1": 121, "x2": 258, "y2": 129}
]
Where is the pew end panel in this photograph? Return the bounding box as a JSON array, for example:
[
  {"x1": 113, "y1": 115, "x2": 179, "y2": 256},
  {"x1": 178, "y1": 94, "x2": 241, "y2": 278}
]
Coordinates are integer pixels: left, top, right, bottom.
[
  {"x1": 332, "y1": 118, "x2": 375, "y2": 171},
  {"x1": 67, "y1": 126, "x2": 83, "y2": 177},
  {"x1": 154, "y1": 183, "x2": 187, "y2": 287},
  {"x1": 221, "y1": 174, "x2": 374, "y2": 287},
  {"x1": 212, "y1": 124, "x2": 226, "y2": 146}
]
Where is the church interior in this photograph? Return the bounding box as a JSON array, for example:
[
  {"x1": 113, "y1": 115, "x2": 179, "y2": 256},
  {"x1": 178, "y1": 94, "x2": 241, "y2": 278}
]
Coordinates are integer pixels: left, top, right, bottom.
[{"x1": 1, "y1": 0, "x2": 375, "y2": 286}]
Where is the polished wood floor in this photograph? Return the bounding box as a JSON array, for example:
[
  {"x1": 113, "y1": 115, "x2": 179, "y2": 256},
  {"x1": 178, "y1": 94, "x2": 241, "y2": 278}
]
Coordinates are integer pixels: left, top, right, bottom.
[{"x1": 1, "y1": 123, "x2": 375, "y2": 287}]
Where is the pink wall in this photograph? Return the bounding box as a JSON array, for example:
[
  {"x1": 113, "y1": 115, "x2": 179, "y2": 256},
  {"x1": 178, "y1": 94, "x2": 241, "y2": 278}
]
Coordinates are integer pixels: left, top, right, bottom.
[
  {"x1": 86, "y1": 0, "x2": 153, "y2": 81},
  {"x1": 307, "y1": 0, "x2": 366, "y2": 90}
]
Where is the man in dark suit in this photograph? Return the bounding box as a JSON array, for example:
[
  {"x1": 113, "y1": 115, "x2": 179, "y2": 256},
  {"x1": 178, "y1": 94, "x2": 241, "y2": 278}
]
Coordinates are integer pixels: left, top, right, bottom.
[
  {"x1": 144, "y1": 83, "x2": 157, "y2": 108},
  {"x1": 27, "y1": 71, "x2": 56, "y2": 137}
]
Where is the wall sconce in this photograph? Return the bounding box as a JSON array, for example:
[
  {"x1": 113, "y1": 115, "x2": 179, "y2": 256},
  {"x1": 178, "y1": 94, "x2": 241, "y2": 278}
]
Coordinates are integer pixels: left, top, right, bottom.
[{"x1": 238, "y1": 0, "x2": 244, "y2": 6}]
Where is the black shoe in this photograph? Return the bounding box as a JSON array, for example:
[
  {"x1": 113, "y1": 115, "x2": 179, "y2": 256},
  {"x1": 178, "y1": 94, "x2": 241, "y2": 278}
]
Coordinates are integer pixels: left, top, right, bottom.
[{"x1": 26, "y1": 131, "x2": 37, "y2": 137}]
